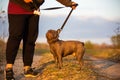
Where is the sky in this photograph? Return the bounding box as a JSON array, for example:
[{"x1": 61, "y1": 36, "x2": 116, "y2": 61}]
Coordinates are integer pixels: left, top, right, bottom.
[
  {"x1": 0, "y1": 0, "x2": 120, "y2": 19},
  {"x1": 0, "y1": 0, "x2": 120, "y2": 44}
]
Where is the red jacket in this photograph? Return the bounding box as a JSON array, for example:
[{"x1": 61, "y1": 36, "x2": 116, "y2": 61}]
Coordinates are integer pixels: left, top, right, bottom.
[
  {"x1": 8, "y1": 2, "x2": 33, "y2": 14},
  {"x1": 8, "y1": 0, "x2": 73, "y2": 14}
]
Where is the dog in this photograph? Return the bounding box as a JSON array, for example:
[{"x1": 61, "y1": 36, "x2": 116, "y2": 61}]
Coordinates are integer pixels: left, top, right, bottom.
[{"x1": 46, "y1": 29, "x2": 85, "y2": 69}]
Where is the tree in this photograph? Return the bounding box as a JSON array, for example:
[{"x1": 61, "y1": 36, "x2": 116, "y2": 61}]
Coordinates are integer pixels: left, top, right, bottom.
[
  {"x1": 85, "y1": 41, "x2": 94, "y2": 49},
  {"x1": 0, "y1": 10, "x2": 6, "y2": 41},
  {"x1": 111, "y1": 24, "x2": 120, "y2": 49},
  {"x1": 0, "y1": 10, "x2": 6, "y2": 54}
]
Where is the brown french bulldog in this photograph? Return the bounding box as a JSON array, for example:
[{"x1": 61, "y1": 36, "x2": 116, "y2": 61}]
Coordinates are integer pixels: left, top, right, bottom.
[{"x1": 46, "y1": 29, "x2": 85, "y2": 69}]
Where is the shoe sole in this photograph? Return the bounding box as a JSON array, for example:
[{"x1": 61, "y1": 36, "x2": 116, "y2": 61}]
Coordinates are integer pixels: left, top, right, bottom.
[
  {"x1": 24, "y1": 74, "x2": 39, "y2": 78},
  {"x1": 5, "y1": 79, "x2": 15, "y2": 80}
]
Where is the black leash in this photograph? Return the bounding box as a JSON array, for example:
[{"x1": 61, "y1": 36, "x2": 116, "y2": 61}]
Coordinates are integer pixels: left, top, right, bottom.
[
  {"x1": 57, "y1": 4, "x2": 78, "y2": 34},
  {"x1": 41, "y1": 7, "x2": 65, "y2": 10},
  {"x1": 59, "y1": 8, "x2": 73, "y2": 31},
  {"x1": 30, "y1": 1, "x2": 78, "y2": 33},
  {"x1": 30, "y1": 1, "x2": 65, "y2": 10}
]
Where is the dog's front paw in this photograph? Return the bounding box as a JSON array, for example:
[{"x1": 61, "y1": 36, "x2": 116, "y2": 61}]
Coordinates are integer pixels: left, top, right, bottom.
[{"x1": 58, "y1": 64, "x2": 62, "y2": 69}]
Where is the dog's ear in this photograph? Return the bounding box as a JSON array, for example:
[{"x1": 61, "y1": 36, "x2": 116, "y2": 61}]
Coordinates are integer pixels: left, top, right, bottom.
[
  {"x1": 46, "y1": 30, "x2": 56, "y2": 40},
  {"x1": 57, "y1": 29, "x2": 61, "y2": 34}
]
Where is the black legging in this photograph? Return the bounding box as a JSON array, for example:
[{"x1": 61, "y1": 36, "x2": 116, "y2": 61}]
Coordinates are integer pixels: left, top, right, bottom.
[{"x1": 6, "y1": 14, "x2": 39, "y2": 66}]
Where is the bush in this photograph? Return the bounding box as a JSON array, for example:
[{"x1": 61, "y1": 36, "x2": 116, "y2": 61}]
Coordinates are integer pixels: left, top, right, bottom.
[
  {"x1": 85, "y1": 41, "x2": 94, "y2": 49},
  {"x1": 0, "y1": 39, "x2": 5, "y2": 51},
  {"x1": 0, "y1": 39, "x2": 5, "y2": 64},
  {"x1": 0, "y1": 39, "x2": 6, "y2": 74},
  {"x1": 108, "y1": 49, "x2": 120, "y2": 62}
]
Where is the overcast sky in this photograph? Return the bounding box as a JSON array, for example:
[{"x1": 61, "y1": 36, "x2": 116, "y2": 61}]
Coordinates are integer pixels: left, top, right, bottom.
[
  {"x1": 0, "y1": 0, "x2": 120, "y2": 44},
  {"x1": 0, "y1": 0, "x2": 120, "y2": 20}
]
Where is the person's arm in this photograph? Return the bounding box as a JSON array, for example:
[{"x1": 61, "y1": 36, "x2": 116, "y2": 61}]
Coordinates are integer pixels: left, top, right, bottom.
[
  {"x1": 56, "y1": 0, "x2": 72, "y2": 7},
  {"x1": 24, "y1": 0, "x2": 44, "y2": 6},
  {"x1": 24, "y1": 0, "x2": 32, "y2": 3},
  {"x1": 56, "y1": 0, "x2": 77, "y2": 9}
]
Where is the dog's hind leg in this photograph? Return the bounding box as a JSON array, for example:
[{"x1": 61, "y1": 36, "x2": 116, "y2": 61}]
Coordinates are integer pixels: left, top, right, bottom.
[
  {"x1": 76, "y1": 51, "x2": 84, "y2": 70},
  {"x1": 76, "y1": 56, "x2": 83, "y2": 70}
]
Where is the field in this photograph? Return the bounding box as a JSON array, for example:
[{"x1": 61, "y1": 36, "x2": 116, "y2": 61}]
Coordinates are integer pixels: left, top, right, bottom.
[
  {"x1": 86, "y1": 49, "x2": 120, "y2": 62},
  {"x1": 0, "y1": 42, "x2": 120, "y2": 80}
]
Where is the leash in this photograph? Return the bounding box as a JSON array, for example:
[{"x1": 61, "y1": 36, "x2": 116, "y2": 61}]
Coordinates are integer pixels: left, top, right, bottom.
[
  {"x1": 30, "y1": 1, "x2": 78, "y2": 32},
  {"x1": 30, "y1": 1, "x2": 65, "y2": 10},
  {"x1": 57, "y1": 4, "x2": 78, "y2": 34},
  {"x1": 33, "y1": 7, "x2": 65, "y2": 15},
  {"x1": 41, "y1": 7, "x2": 65, "y2": 10},
  {"x1": 30, "y1": 1, "x2": 65, "y2": 15}
]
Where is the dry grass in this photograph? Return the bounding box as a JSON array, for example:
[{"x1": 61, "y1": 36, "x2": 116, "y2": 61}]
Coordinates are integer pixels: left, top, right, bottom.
[
  {"x1": 0, "y1": 41, "x2": 116, "y2": 80},
  {"x1": 108, "y1": 49, "x2": 120, "y2": 62},
  {"x1": 36, "y1": 53, "x2": 97, "y2": 80},
  {"x1": 0, "y1": 39, "x2": 5, "y2": 78},
  {"x1": 86, "y1": 49, "x2": 120, "y2": 62},
  {"x1": 1, "y1": 41, "x2": 118, "y2": 80}
]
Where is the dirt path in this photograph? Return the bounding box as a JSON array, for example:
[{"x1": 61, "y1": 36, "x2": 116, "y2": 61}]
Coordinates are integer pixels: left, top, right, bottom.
[
  {"x1": 13, "y1": 54, "x2": 42, "y2": 80},
  {"x1": 0, "y1": 54, "x2": 42, "y2": 80},
  {"x1": 1, "y1": 54, "x2": 120, "y2": 80},
  {"x1": 86, "y1": 55, "x2": 120, "y2": 80}
]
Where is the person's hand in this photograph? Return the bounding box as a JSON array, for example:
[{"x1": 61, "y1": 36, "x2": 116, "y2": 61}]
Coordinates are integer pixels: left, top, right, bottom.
[
  {"x1": 71, "y1": 2, "x2": 78, "y2": 9},
  {"x1": 33, "y1": 10, "x2": 40, "y2": 15},
  {"x1": 24, "y1": 0, "x2": 33, "y2": 3}
]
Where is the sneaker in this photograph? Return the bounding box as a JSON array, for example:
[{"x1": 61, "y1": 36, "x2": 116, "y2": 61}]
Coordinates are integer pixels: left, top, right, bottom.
[
  {"x1": 5, "y1": 68, "x2": 15, "y2": 80},
  {"x1": 24, "y1": 68, "x2": 39, "y2": 78}
]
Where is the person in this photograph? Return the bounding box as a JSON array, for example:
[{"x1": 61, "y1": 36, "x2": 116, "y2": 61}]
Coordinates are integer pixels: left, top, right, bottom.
[{"x1": 5, "y1": 0, "x2": 78, "y2": 80}]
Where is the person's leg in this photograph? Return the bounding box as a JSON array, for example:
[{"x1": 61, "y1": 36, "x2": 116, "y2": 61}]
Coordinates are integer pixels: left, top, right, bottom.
[
  {"x1": 23, "y1": 15, "x2": 39, "y2": 67},
  {"x1": 5, "y1": 14, "x2": 27, "y2": 79},
  {"x1": 22, "y1": 15, "x2": 39, "y2": 77},
  {"x1": 6, "y1": 14, "x2": 27, "y2": 68}
]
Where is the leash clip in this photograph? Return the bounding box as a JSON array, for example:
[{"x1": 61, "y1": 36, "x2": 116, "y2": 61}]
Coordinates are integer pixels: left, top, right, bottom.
[{"x1": 57, "y1": 29, "x2": 62, "y2": 34}]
